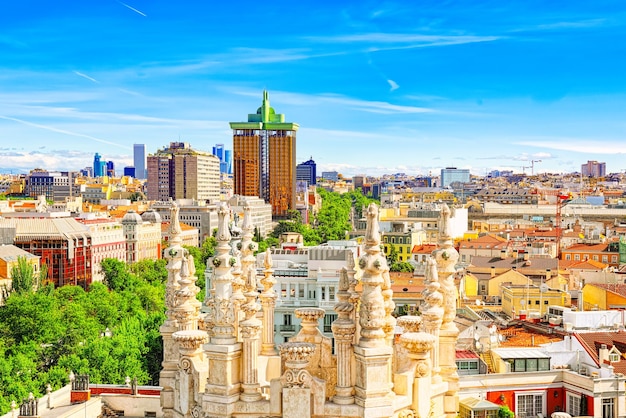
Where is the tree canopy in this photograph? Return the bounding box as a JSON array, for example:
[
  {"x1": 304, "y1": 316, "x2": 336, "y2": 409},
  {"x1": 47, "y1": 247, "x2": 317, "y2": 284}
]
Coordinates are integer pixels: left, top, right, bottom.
[{"x1": 0, "y1": 259, "x2": 167, "y2": 415}]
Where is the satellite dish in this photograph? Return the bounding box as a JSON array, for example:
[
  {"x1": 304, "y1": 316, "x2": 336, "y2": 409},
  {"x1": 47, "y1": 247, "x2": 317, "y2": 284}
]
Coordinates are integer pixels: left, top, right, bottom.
[{"x1": 540, "y1": 284, "x2": 549, "y2": 293}]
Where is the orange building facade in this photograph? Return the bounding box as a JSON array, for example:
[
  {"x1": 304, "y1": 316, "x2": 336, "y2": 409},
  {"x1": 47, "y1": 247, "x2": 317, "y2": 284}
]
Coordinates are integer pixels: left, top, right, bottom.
[{"x1": 230, "y1": 91, "x2": 298, "y2": 218}]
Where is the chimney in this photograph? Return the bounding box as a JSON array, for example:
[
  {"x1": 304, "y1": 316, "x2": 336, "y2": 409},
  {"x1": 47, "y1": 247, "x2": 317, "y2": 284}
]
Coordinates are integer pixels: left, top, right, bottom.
[
  {"x1": 546, "y1": 268, "x2": 552, "y2": 281},
  {"x1": 599, "y1": 344, "x2": 609, "y2": 364},
  {"x1": 500, "y1": 250, "x2": 507, "y2": 260},
  {"x1": 491, "y1": 266, "x2": 496, "y2": 278},
  {"x1": 524, "y1": 252, "x2": 529, "y2": 261}
]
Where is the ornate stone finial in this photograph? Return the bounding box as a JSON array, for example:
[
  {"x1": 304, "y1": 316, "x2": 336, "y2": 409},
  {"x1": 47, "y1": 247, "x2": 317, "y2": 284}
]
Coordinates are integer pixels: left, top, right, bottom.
[
  {"x1": 364, "y1": 203, "x2": 381, "y2": 249},
  {"x1": 295, "y1": 308, "x2": 325, "y2": 335},
  {"x1": 216, "y1": 202, "x2": 232, "y2": 243},
  {"x1": 206, "y1": 202, "x2": 237, "y2": 345},
  {"x1": 173, "y1": 329, "x2": 209, "y2": 355},
  {"x1": 399, "y1": 332, "x2": 436, "y2": 378},
  {"x1": 438, "y1": 203, "x2": 452, "y2": 243},
  {"x1": 259, "y1": 249, "x2": 278, "y2": 356},
  {"x1": 173, "y1": 251, "x2": 202, "y2": 331},
  {"x1": 397, "y1": 315, "x2": 422, "y2": 333},
  {"x1": 279, "y1": 342, "x2": 316, "y2": 388},
  {"x1": 358, "y1": 203, "x2": 387, "y2": 347},
  {"x1": 169, "y1": 202, "x2": 183, "y2": 245}
]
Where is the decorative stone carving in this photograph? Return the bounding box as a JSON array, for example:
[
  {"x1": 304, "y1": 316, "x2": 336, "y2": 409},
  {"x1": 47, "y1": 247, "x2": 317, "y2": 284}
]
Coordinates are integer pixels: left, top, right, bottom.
[
  {"x1": 332, "y1": 267, "x2": 356, "y2": 404},
  {"x1": 358, "y1": 203, "x2": 387, "y2": 347},
  {"x1": 399, "y1": 332, "x2": 435, "y2": 378},
  {"x1": 206, "y1": 203, "x2": 237, "y2": 345},
  {"x1": 279, "y1": 342, "x2": 316, "y2": 388},
  {"x1": 259, "y1": 250, "x2": 278, "y2": 356},
  {"x1": 397, "y1": 316, "x2": 422, "y2": 333}
]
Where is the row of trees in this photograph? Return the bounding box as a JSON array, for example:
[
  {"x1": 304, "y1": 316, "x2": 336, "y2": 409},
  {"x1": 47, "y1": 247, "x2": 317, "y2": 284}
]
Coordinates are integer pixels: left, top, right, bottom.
[{"x1": 0, "y1": 259, "x2": 168, "y2": 415}]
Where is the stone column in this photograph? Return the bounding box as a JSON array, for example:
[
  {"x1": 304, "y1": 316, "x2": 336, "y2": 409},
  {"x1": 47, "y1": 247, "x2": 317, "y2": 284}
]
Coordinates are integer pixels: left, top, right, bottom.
[
  {"x1": 354, "y1": 203, "x2": 393, "y2": 414},
  {"x1": 259, "y1": 250, "x2": 278, "y2": 356},
  {"x1": 422, "y1": 257, "x2": 444, "y2": 383},
  {"x1": 160, "y1": 203, "x2": 185, "y2": 418},
  {"x1": 173, "y1": 330, "x2": 209, "y2": 417},
  {"x1": 240, "y1": 269, "x2": 262, "y2": 402},
  {"x1": 332, "y1": 268, "x2": 356, "y2": 404},
  {"x1": 207, "y1": 202, "x2": 237, "y2": 345},
  {"x1": 399, "y1": 332, "x2": 436, "y2": 418},
  {"x1": 395, "y1": 316, "x2": 422, "y2": 373},
  {"x1": 203, "y1": 203, "x2": 242, "y2": 417},
  {"x1": 279, "y1": 342, "x2": 316, "y2": 418},
  {"x1": 433, "y1": 203, "x2": 460, "y2": 418}
]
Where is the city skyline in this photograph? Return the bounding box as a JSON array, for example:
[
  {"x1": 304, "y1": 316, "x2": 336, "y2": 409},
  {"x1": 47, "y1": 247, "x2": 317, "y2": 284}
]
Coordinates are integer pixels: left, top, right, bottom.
[{"x1": 1, "y1": 1, "x2": 626, "y2": 176}]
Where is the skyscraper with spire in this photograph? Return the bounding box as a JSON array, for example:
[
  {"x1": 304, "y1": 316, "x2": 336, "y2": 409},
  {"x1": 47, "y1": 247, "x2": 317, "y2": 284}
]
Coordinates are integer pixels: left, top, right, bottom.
[{"x1": 230, "y1": 91, "x2": 299, "y2": 218}]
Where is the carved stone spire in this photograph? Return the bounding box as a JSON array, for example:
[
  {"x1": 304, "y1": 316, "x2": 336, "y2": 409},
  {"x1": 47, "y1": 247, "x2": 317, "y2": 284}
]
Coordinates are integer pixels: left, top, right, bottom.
[
  {"x1": 357, "y1": 203, "x2": 387, "y2": 347},
  {"x1": 207, "y1": 202, "x2": 237, "y2": 345},
  {"x1": 168, "y1": 202, "x2": 183, "y2": 246},
  {"x1": 259, "y1": 249, "x2": 278, "y2": 355},
  {"x1": 332, "y1": 267, "x2": 356, "y2": 404},
  {"x1": 173, "y1": 250, "x2": 202, "y2": 331},
  {"x1": 434, "y1": 203, "x2": 459, "y2": 329}
]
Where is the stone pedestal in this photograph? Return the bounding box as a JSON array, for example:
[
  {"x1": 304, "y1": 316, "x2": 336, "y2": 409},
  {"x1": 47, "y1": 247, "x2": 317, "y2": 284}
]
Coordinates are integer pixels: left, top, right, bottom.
[
  {"x1": 203, "y1": 342, "x2": 243, "y2": 410},
  {"x1": 354, "y1": 345, "x2": 394, "y2": 410},
  {"x1": 283, "y1": 387, "x2": 310, "y2": 418},
  {"x1": 399, "y1": 332, "x2": 436, "y2": 418}
]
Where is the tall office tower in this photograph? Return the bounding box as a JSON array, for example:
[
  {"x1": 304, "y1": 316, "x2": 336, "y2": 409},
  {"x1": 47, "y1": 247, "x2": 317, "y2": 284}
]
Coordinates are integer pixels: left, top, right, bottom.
[
  {"x1": 134, "y1": 144, "x2": 147, "y2": 179},
  {"x1": 93, "y1": 153, "x2": 103, "y2": 177},
  {"x1": 230, "y1": 91, "x2": 299, "y2": 217},
  {"x1": 212, "y1": 144, "x2": 224, "y2": 160},
  {"x1": 106, "y1": 161, "x2": 115, "y2": 177},
  {"x1": 581, "y1": 160, "x2": 606, "y2": 178},
  {"x1": 296, "y1": 157, "x2": 316, "y2": 186},
  {"x1": 224, "y1": 150, "x2": 232, "y2": 174},
  {"x1": 441, "y1": 167, "x2": 470, "y2": 188},
  {"x1": 146, "y1": 142, "x2": 220, "y2": 202}
]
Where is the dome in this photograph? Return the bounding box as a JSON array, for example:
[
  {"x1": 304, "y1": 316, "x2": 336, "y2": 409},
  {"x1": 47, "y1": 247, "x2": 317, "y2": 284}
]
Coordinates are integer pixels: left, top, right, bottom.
[
  {"x1": 141, "y1": 209, "x2": 162, "y2": 224},
  {"x1": 122, "y1": 209, "x2": 142, "y2": 224}
]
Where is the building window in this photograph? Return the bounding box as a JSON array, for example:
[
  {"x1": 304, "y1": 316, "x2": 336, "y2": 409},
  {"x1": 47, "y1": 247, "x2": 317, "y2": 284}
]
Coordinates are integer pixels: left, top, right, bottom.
[
  {"x1": 574, "y1": 254, "x2": 580, "y2": 261},
  {"x1": 284, "y1": 314, "x2": 292, "y2": 325},
  {"x1": 567, "y1": 393, "x2": 580, "y2": 417},
  {"x1": 603, "y1": 398, "x2": 614, "y2": 418},
  {"x1": 324, "y1": 314, "x2": 337, "y2": 333},
  {"x1": 602, "y1": 256, "x2": 608, "y2": 263},
  {"x1": 329, "y1": 286, "x2": 335, "y2": 301},
  {"x1": 516, "y1": 393, "x2": 544, "y2": 418}
]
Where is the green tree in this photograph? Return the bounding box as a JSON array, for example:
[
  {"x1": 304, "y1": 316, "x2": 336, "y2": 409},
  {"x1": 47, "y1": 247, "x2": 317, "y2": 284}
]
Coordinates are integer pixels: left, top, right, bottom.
[
  {"x1": 390, "y1": 261, "x2": 415, "y2": 273},
  {"x1": 9, "y1": 257, "x2": 46, "y2": 294},
  {"x1": 101, "y1": 259, "x2": 137, "y2": 292}
]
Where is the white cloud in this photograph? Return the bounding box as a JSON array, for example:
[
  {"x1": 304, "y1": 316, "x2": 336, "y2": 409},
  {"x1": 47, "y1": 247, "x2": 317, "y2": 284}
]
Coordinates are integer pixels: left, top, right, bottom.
[{"x1": 387, "y1": 79, "x2": 399, "y2": 91}]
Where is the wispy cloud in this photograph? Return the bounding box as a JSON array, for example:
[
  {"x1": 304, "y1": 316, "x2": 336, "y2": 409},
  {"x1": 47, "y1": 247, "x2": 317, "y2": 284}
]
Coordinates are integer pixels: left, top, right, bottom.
[
  {"x1": 117, "y1": 1, "x2": 147, "y2": 17},
  {"x1": 387, "y1": 79, "x2": 399, "y2": 91},
  {"x1": 231, "y1": 89, "x2": 434, "y2": 115},
  {"x1": 516, "y1": 138, "x2": 626, "y2": 154},
  {"x1": 510, "y1": 18, "x2": 608, "y2": 33},
  {"x1": 0, "y1": 115, "x2": 131, "y2": 149},
  {"x1": 307, "y1": 33, "x2": 501, "y2": 51},
  {"x1": 73, "y1": 71, "x2": 100, "y2": 84}
]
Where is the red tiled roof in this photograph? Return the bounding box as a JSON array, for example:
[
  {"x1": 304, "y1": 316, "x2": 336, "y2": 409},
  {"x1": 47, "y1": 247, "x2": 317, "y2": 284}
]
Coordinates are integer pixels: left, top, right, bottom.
[
  {"x1": 456, "y1": 350, "x2": 479, "y2": 359},
  {"x1": 575, "y1": 331, "x2": 626, "y2": 370},
  {"x1": 563, "y1": 243, "x2": 610, "y2": 253},
  {"x1": 588, "y1": 283, "x2": 626, "y2": 298}
]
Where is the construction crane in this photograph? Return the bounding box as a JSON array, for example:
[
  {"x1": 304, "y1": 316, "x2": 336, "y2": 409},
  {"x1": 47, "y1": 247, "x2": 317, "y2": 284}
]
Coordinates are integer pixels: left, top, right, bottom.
[
  {"x1": 555, "y1": 193, "x2": 570, "y2": 258},
  {"x1": 530, "y1": 160, "x2": 542, "y2": 176}
]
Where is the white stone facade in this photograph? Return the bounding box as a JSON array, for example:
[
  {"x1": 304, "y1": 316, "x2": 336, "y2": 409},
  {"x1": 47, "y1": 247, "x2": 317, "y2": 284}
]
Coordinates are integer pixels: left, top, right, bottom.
[{"x1": 160, "y1": 202, "x2": 461, "y2": 418}]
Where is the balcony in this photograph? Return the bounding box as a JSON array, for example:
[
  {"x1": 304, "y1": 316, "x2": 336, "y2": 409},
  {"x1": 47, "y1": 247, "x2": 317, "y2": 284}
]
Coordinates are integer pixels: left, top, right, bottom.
[{"x1": 279, "y1": 325, "x2": 296, "y2": 333}]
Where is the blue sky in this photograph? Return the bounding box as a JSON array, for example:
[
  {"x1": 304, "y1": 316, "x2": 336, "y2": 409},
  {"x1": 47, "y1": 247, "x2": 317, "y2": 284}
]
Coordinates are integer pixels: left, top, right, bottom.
[{"x1": 1, "y1": 0, "x2": 626, "y2": 177}]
